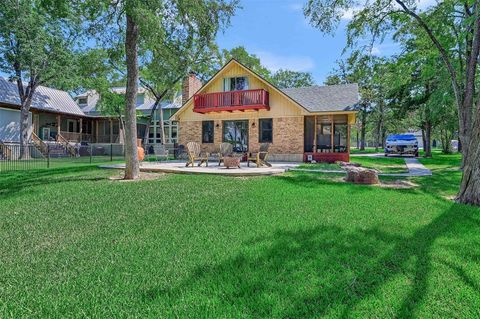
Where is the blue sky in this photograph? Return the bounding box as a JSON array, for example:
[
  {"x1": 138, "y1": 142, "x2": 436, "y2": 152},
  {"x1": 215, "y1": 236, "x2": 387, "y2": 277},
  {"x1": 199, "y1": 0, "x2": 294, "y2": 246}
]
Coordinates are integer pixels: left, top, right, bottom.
[{"x1": 216, "y1": 0, "x2": 432, "y2": 84}]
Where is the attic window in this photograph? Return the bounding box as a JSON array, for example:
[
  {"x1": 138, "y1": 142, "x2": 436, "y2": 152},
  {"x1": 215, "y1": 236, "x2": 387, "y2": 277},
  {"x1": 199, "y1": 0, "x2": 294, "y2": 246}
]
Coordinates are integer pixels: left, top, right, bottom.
[
  {"x1": 223, "y1": 77, "x2": 249, "y2": 92},
  {"x1": 77, "y1": 97, "x2": 87, "y2": 105}
]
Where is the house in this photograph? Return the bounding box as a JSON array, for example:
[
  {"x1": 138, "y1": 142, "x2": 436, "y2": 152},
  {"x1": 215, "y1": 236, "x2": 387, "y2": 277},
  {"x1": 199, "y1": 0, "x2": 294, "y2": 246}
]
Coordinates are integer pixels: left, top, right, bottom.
[
  {"x1": 0, "y1": 78, "x2": 181, "y2": 149},
  {"x1": 173, "y1": 59, "x2": 359, "y2": 162}
]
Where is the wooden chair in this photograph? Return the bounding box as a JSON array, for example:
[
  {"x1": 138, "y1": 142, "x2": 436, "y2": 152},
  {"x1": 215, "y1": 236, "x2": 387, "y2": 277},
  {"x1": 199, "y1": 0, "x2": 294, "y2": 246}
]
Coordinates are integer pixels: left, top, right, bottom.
[
  {"x1": 247, "y1": 143, "x2": 271, "y2": 167},
  {"x1": 217, "y1": 142, "x2": 233, "y2": 166},
  {"x1": 186, "y1": 142, "x2": 209, "y2": 167}
]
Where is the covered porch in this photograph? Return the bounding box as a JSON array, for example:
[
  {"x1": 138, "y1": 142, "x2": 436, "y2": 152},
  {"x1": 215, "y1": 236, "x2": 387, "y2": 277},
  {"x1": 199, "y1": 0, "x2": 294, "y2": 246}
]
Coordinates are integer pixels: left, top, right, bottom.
[
  {"x1": 303, "y1": 114, "x2": 352, "y2": 163},
  {"x1": 32, "y1": 112, "x2": 122, "y2": 143}
]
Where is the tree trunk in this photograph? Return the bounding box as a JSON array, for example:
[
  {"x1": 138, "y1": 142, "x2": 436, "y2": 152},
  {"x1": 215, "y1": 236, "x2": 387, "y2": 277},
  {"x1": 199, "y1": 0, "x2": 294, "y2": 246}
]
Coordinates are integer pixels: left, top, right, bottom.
[
  {"x1": 19, "y1": 96, "x2": 34, "y2": 159},
  {"x1": 124, "y1": 14, "x2": 140, "y2": 180},
  {"x1": 421, "y1": 128, "x2": 426, "y2": 153},
  {"x1": 159, "y1": 104, "x2": 166, "y2": 145},
  {"x1": 457, "y1": 106, "x2": 480, "y2": 205},
  {"x1": 360, "y1": 109, "x2": 367, "y2": 151},
  {"x1": 424, "y1": 122, "x2": 432, "y2": 158}
]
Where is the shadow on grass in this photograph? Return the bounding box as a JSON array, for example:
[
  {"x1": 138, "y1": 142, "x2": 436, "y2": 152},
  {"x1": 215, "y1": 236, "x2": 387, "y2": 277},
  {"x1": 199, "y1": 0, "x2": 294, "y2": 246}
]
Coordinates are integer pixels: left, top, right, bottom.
[
  {"x1": 141, "y1": 203, "x2": 479, "y2": 317},
  {"x1": 0, "y1": 165, "x2": 106, "y2": 199}
]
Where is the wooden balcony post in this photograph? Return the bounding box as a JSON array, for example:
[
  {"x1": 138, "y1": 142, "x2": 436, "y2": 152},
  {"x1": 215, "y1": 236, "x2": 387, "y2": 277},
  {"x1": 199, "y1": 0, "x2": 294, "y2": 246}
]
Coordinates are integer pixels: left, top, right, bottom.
[
  {"x1": 79, "y1": 118, "x2": 83, "y2": 136},
  {"x1": 313, "y1": 116, "x2": 317, "y2": 153}
]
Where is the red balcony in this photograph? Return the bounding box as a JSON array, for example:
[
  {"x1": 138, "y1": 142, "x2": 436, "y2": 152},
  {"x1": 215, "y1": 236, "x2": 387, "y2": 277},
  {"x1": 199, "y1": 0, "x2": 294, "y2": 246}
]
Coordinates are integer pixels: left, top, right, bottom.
[{"x1": 193, "y1": 89, "x2": 270, "y2": 113}]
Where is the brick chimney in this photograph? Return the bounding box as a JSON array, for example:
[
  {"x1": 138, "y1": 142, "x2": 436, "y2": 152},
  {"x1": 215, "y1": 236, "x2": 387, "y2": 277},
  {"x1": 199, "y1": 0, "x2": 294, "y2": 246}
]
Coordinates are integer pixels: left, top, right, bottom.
[{"x1": 182, "y1": 72, "x2": 202, "y2": 105}]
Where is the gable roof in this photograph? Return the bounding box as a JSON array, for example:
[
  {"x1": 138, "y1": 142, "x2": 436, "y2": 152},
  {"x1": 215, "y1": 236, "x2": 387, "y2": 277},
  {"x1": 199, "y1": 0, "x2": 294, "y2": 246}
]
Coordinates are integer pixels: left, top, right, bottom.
[
  {"x1": 281, "y1": 84, "x2": 359, "y2": 112},
  {"x1": 0, "y1": 77, "x2": 84, "y2": 116},
  {"x1": 175, "y1": 59, "x2": 359, "y2": 118}
]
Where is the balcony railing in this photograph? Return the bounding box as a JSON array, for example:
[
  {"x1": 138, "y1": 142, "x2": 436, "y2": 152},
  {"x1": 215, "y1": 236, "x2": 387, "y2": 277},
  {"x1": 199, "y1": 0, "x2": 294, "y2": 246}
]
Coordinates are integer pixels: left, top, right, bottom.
[{"x1": 193, "y1": 89, "x2": 270, "y2": 113}]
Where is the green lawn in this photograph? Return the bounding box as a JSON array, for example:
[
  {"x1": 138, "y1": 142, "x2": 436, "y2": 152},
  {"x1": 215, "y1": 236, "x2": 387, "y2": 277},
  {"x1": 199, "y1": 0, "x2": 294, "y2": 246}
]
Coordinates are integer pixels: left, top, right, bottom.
[
  {"x1": 1, "y1": 154, "x2": 479, "y2": 318},
  {"x1": 298, "y1": 155, "x2": 408, "y2": 173}
]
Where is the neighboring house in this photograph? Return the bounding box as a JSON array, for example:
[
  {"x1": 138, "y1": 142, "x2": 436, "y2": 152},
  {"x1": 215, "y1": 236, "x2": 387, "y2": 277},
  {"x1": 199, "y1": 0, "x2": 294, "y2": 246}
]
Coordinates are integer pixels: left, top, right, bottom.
[
  {"x1": 173, "y1": 59, "x2": 359, "y2": 162},
  {"x1": 75, "y1": 88, "x2": 181, "y2": 144},
  {"x1": 0, "y1": 77, "x2": 181, "y2": 147}
]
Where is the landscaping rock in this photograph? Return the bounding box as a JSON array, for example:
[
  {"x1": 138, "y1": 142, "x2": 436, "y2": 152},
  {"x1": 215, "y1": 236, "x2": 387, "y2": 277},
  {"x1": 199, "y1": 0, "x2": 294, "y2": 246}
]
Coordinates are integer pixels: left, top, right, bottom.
[
  {"x1": 338, "y1": 161, "x2": 361, "y2": 167},
  {"x1": 345, "y1": 167, "x2": 379, "y2": 184}
]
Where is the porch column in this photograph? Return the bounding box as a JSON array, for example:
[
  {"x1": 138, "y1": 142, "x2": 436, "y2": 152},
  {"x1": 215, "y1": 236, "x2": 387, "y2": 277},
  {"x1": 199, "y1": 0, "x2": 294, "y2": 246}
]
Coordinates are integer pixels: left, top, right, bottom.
[
  {"x1": 330, "y1": 115, "x2": 334, "y2": 152},
  {"x1": 313, "y1": 116, "x2": 317, "y2": 153},
  {"x1": 109, "y1": 119, "x2": 113, "y2": 143},
  {"x1": 79, "y1": 118, "x2": 83, "y2": 140},
  {"x1": 347, "y1": 124, "x2": 351, "y2": 152},
  {"x1": 56, "y1": 114, "x2": 61, "y2": 140},
  {"x1": 95, "y1": 120, "x2": 99, "y2": 143}
]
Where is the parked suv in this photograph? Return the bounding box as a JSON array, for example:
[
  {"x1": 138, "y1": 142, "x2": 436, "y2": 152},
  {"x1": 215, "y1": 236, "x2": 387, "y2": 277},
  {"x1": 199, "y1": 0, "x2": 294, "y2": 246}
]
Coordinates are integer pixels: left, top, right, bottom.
[{"x1": 384, "y1": 134, "x2": 419, "y2": 157}]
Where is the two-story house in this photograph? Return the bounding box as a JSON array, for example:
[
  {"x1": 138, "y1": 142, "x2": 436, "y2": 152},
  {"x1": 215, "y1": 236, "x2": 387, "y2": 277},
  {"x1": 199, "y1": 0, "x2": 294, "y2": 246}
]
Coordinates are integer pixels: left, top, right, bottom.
[{"x1": 174, "y1": 59, "x2": 359, "y2": 162}]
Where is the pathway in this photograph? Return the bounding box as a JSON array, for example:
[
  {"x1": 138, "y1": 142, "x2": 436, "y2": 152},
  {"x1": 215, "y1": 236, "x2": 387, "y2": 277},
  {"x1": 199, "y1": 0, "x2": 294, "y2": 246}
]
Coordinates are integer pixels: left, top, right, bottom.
[{"x1": 289, "y1": 155, "x2": 432, "y2": 177}]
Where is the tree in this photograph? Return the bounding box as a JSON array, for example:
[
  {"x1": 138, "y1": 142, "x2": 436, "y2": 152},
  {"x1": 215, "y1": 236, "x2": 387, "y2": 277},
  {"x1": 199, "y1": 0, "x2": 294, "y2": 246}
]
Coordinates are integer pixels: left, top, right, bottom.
[
  {"x1": 88, "y1": 0, "x2": 238, "y2": 180},
  {"x1": 0, "y1": 0, "x2": 82, "y2": 158},
  {"x1": 305, "y1": 0, "x2": 480, "y2": 205},
  {"x1": 270, "y1": 69, "x2": 315, "y2": 88},
  {"x1": 220, "y1": 46, "x2": 271, "y2": 78}
]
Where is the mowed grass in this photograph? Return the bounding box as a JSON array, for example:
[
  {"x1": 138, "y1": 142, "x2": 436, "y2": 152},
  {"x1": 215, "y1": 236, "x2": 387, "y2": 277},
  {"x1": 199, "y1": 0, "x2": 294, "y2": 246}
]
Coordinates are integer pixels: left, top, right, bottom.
[{"x1": 1, "y1": 154, "x2": 479, "y2": 318}]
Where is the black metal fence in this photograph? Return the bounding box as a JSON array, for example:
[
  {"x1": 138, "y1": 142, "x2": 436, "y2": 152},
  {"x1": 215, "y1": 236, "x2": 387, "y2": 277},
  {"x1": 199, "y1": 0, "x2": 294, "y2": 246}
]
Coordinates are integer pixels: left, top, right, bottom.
[{"x1": 0, "y1": 143, "x2": 126, "y2": 173}]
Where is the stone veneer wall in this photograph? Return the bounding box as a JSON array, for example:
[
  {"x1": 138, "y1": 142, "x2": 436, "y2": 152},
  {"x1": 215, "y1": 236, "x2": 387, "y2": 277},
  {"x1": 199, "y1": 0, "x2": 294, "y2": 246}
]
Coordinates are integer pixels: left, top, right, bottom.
[{"x1": 178, "y1": 116, "x2": 304, "y2": 161}]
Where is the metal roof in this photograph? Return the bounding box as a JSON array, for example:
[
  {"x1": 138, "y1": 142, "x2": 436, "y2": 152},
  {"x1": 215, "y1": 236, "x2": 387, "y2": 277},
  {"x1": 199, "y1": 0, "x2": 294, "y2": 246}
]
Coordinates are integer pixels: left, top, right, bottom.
[
  {"x1": 281, "y1": 83, "x2": 359, "y2": 112},
  {"x1": 0, "y1": 78, "x2": 84, "y2": 116}
]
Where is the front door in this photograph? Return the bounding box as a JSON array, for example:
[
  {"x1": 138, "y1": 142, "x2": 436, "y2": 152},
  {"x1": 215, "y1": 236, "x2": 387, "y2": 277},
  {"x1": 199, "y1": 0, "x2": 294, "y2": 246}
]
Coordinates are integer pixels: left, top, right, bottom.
[
  {"x1": 41, "y1": 127, "x2": 50, "y2": 140},
  {"x1": 223, "y1": 120, "x2": 249, "y2": 152}
]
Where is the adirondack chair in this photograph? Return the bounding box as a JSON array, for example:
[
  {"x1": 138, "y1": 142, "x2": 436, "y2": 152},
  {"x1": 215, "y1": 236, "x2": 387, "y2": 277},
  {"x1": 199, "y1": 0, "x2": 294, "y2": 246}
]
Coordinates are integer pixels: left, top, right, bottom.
[
  {"x1": 217, "y1": 142, "x2": 233, "y2": 166},
  {"x1": 247, "y1": 143, "x2": 271, "y2": 167},
  {"x1": 185, "y1": 142, "x2": 209, "y2": 167}
]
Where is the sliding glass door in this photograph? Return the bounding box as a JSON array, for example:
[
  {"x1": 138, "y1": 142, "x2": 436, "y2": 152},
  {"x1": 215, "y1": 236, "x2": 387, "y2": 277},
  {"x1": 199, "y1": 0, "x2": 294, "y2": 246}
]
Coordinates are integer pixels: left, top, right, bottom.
[{"x1": 223, "y1": 120, "x2": 249, "y2": 152}]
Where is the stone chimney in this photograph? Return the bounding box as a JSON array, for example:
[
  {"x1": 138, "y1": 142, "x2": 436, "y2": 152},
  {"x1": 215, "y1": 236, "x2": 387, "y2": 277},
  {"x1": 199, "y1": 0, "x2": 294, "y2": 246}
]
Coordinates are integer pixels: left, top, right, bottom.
[{"x1": 182, "y1": 72, "x2": 202, "y2": 105}]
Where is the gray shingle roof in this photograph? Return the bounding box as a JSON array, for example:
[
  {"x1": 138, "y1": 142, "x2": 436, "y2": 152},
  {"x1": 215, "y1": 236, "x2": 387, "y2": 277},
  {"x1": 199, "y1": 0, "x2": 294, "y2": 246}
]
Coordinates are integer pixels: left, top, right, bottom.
[
  {"x1": 0, "y1": 78, "x2": 84, "y2": 116},
  {"x1": 281, "y1": 83, "x2": 359, "y2": 112}
]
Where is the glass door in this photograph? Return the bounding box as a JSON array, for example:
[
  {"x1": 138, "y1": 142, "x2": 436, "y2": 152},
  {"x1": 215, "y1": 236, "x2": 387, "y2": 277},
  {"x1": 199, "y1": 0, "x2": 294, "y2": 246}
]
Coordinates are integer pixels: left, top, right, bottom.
[{"x1": 223, "y1": 120, "x2": 249, "y2": 152}]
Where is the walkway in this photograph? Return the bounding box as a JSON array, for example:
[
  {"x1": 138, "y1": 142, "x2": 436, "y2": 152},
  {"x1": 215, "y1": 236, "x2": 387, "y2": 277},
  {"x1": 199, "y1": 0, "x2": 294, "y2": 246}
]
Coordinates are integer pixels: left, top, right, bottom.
[
  {"x1": 289, "y1": 156, "x2": 432, "y2": 177},
  {"x1": 100, "y1": 161, "x2": 300, "y2": 176}
]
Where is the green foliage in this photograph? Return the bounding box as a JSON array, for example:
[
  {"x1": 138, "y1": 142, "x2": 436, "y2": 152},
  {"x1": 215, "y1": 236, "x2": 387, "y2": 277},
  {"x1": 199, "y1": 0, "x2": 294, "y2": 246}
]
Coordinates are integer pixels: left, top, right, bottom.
[
  {"x1": 270, "y1": 69, "x2": 315, "y2": 88},
  {"x1": 219, "y1": 46, "x2": 316, "y2": 88},
  {"x1": 0, "y1": 0, "x2": 83, "y2": 89}
]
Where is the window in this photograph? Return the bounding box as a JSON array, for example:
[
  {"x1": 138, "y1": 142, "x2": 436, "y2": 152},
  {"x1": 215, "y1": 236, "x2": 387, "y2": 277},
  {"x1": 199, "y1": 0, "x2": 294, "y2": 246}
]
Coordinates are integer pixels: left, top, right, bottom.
[
  {"x1": 223, "y1": 77, "x2": 249, "y2": 91},
  {"x1": 67, "y1": 119, "x2": 77, "y2": 133},
  {"x1": 259, "y1": 118, "x2": 273, "y2": 143},
  {"x1": 77, "y1": 97, "x2": 87, "y2": 105},
  {"x1": 136, "y1": 93, "x2": 144, "y2": 106},
  {"x1": 202, "y1": 121, "x2": 214, "y2": 143},
  {"x1": 223, "y1": 120, "x2": 248, "y2": 152}
]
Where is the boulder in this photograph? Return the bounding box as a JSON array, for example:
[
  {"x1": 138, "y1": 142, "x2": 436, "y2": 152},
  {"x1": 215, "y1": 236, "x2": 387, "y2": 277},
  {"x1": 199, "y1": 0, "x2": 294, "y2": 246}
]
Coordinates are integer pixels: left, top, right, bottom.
[
  {"x1": 345, "y1": 166, "x2": 379, "y2": 184},
  {"x1": 338, "y1": 161, "x2": 361, "y2": 167}
]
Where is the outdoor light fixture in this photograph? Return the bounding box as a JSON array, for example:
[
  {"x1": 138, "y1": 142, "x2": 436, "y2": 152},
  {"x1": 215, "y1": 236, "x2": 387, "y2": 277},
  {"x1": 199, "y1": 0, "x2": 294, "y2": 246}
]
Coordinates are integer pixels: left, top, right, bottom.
[
  {"x1": 251, "y1": 121, "x2": 256, "y2": 128},
  {"x1": 216, "y1": 123, "x2": 220, "y2": 128}
]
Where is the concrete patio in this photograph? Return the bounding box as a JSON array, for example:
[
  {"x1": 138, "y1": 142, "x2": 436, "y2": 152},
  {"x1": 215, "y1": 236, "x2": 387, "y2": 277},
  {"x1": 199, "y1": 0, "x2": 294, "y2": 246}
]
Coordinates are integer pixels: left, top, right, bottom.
[{"x1": 100, "y1": 161, "x2": 300, "y2": 176}]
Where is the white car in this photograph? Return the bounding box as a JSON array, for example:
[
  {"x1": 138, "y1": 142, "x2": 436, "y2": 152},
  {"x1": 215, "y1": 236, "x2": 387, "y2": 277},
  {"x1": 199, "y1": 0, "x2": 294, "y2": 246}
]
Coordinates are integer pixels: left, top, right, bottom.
[{"x1": 385, "y1": 134, "x2": 419, "y2": 157}]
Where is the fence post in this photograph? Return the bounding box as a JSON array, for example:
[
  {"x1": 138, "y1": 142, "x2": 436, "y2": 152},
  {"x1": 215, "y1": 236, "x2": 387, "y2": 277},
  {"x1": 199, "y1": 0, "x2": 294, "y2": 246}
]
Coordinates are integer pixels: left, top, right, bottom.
[
  {"x1": 110, "y1": 143, "x2": 113, "y2": 162},
  {"x1": 90, "y1": 144, "x2": 92, "y2": 164},
  {"x1": 47, "y1": 145, "x2": 50, "y2": 168}
]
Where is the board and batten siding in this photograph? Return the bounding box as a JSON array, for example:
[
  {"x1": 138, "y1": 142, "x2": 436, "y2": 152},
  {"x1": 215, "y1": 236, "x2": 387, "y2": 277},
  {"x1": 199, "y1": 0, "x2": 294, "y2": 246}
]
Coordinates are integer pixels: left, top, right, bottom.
[{"x1": 0, "y1": 107, "x2": 32, "y2": 143}]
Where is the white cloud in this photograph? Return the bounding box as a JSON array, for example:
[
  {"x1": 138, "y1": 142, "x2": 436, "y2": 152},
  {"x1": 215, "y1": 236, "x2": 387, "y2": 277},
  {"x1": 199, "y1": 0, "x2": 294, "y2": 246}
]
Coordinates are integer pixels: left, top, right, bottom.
[
  {"x1": 370, "y1": 46, "x2": 381, "y2": 56},
  {"x1": 417, "y1": 0, "x2": 437, "y2": 10},
  {"x1": 341, "y1": 8, "x2": 357, "y2": 20},
  {"x1": 254, "y1": 51, "x2": 315, "y2": 72}
]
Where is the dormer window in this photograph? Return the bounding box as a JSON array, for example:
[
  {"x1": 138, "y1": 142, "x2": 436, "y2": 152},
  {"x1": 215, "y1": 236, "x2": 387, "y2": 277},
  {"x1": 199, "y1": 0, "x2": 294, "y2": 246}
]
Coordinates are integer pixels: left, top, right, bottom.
[
  {"x1": 77, "y1": 97, "x2": 87, "y2": 105},
  {"x1": 223, "y1": 76, "x2": 249, "y2": 92},
  {"x1": 136, "y1": 93, "x2": 144, "y2": 106}
]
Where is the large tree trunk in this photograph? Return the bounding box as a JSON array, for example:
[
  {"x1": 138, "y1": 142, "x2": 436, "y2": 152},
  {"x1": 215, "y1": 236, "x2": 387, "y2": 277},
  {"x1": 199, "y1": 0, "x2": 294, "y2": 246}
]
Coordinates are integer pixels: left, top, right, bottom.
[
  {"x1": 360, "y1": 109, "x2": 367, "y2": 151},
  {"x1": 424, "y1": 122, "x2": 432, "y2": 158},
  {"x1": 19, "y1": 93, "x2": 35, "y2": 159},
  {"x1": 124, "y1": 14, "x2": 140, "y2": 180},
  {"x1": 457, "y1": 106, "x2": 480, "y2": 205}
]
